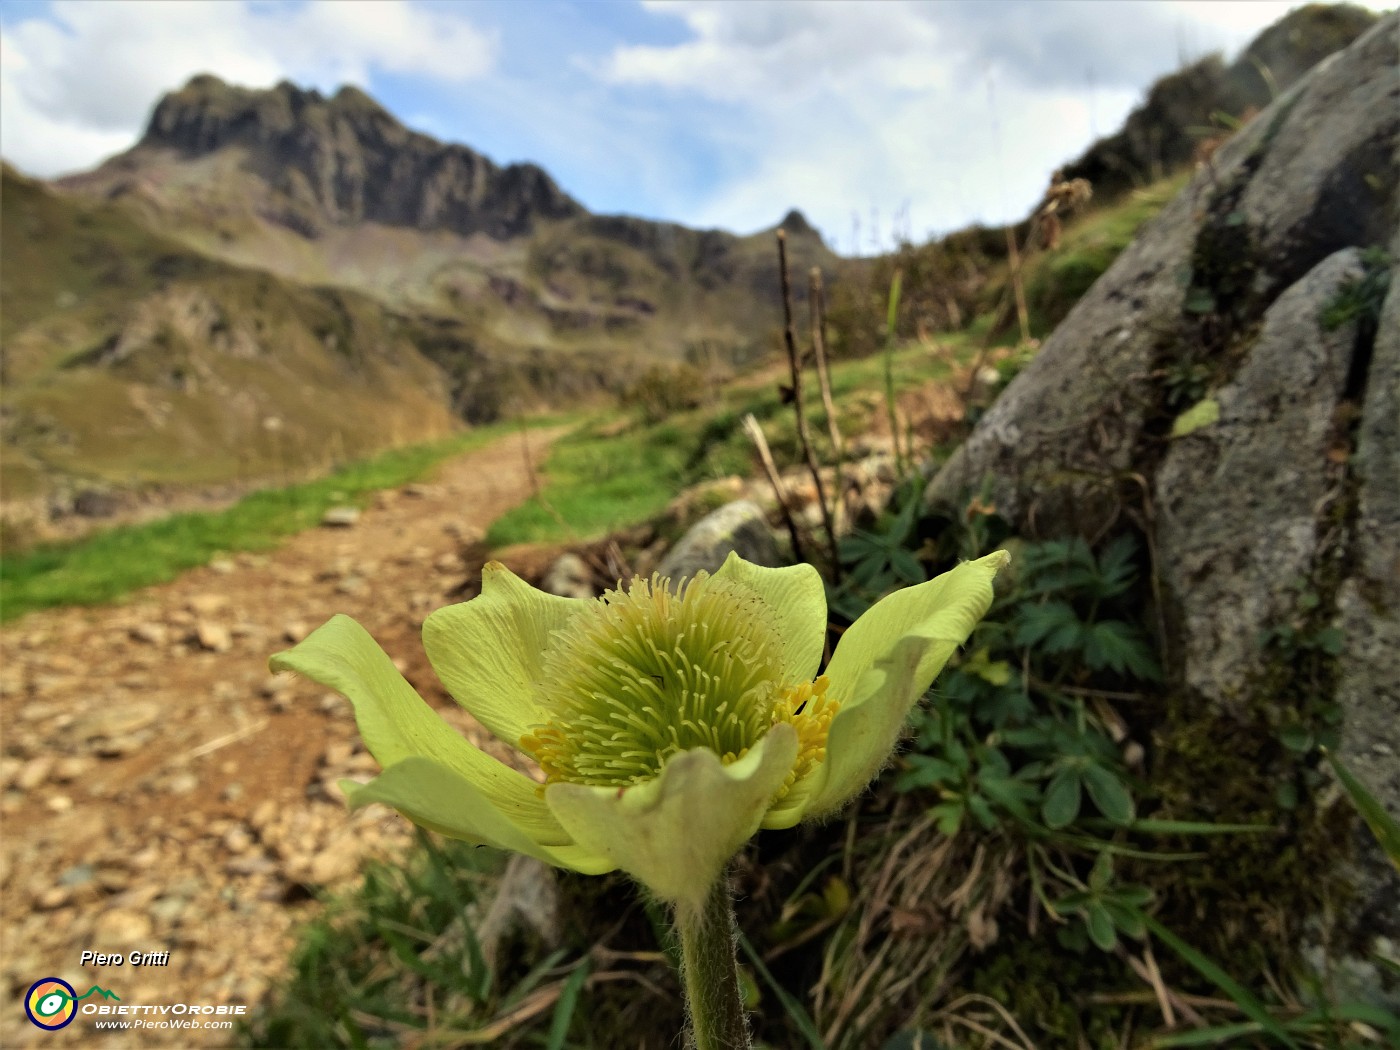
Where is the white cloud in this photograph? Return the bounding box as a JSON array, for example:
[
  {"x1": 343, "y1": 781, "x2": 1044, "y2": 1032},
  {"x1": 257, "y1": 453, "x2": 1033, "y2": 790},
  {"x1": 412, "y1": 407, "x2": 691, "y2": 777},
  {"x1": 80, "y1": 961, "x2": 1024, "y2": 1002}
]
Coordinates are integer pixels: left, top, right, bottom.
[
  {"x1": 596, "y1": 0, "x2": 1390, "y2": 247},
  {"x1": 0, "y1": 0, "x2": 497, "y2": 177}
]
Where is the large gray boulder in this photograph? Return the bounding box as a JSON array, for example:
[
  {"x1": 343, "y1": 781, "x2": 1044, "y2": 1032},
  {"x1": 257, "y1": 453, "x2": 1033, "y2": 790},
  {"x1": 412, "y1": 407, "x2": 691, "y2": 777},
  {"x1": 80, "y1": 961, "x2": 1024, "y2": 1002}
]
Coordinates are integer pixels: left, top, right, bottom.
[
  {"x1": 926, "y1": 15, "x2": 1398, "y2": 1001},
  {"x1": 656, "y1": 500, "x2": 781, "y2": 583}
]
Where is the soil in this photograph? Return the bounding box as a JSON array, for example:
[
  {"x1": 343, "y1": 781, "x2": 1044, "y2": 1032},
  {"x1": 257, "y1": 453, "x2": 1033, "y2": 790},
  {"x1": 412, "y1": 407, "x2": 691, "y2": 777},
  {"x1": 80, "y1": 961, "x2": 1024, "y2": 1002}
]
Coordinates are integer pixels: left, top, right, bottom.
[{"x1": 0, "y1": 427, "x2": 568, "y2": 1049}]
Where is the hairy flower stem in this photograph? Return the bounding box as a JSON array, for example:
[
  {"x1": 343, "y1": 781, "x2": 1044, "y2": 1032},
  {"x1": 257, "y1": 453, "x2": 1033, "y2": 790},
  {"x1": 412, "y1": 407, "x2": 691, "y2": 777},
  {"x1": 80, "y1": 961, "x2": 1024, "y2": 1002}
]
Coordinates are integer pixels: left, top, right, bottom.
[{"x1": 676, "y1": 877, "x2": 750, "y2": 1050}]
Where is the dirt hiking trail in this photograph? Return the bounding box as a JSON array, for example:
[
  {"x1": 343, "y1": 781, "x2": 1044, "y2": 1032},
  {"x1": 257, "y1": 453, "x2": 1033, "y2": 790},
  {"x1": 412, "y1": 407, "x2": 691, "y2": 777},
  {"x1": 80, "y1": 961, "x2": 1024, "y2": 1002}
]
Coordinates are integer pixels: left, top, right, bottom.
[{"x1": 0, "y1": 426, "x2": 567, "y2": 1048}]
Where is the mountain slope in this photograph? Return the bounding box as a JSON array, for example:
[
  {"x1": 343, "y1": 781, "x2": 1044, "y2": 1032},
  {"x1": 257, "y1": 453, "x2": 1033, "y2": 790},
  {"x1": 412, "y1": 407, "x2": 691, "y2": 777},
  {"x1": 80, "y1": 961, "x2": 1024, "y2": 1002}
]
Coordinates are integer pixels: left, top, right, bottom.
[
  {"x1": 57, "y1": 75, "x2": 837, "y2": 370},
  {"x1": 1, "y1": 166, "x2": 459, "y2": 515}
]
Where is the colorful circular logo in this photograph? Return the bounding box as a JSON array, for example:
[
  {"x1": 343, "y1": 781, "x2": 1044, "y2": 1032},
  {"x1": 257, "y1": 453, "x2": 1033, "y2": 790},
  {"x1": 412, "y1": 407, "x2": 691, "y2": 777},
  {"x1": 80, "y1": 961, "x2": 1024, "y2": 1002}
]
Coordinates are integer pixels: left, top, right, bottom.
[{"x1": 25, "y1": 978, "x2": 77, "y2": 1030}]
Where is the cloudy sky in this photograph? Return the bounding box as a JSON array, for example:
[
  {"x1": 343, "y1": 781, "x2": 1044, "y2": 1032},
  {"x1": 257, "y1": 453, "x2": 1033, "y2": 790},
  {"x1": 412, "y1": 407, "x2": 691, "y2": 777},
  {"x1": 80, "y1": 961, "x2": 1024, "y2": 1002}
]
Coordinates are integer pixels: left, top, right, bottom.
[{"x1": 1, "y1": 0, "x2": 1390, "y2": 252}]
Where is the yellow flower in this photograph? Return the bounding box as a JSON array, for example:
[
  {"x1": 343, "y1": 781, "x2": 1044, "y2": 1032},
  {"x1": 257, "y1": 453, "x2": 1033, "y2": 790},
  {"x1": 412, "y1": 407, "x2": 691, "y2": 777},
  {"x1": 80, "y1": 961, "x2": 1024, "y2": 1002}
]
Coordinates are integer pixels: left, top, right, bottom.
[{"x1": 270, "y1": 551, "x2": 1007, "y2": 911}]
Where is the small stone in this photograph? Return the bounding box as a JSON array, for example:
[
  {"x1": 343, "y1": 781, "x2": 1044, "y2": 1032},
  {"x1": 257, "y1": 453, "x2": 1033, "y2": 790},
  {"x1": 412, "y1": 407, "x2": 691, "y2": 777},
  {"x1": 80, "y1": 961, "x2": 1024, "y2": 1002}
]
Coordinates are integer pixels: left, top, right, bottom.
[
  {"x1": 164, "y1": 773, "x2": 198, "y2": 796},
  {"x1": 335, "y1": 575, "x2": 366, "y2": 596},
  {"x1": 130, "y1": 846, "x2": 161, "y2": 870},
  {"x1": 196, "y1": 621, "x2": 233, "y2": 652},
  {"x1": 96, "y1": 866, "x2": 132, "y2": 892},
  {"x1": 58, "y1": 863, "x2": 95, "y2": 888},
  {"x1": 322, "y1": 741, "x2": 354, "y2": 768},
  {"x1": 321, "y1": 506, "x2": 361, "y2": 527},
  {"x1": 223, "y1": 825, "x2": 254, "y2": 854},
  {"x1": 147, "y1": 898, "x2": 187, "y2": 927},
  {"x1": 78, "y1": 701, "x2": 160, "y2": 740},
  {"x1": 188, "y1": 593, "x2": 230, "y2": 616},
  {"x1": 35, "y1": 886, "x2": 71, "y2": 910},
  {"x1": 209, "y1": 557, "x2": 236, "y2": 574},
  {"x1": 95, "y1": 908, "x2": 152, "y2": 946},
  {"x1": 282, "y1": 621, "x2": 309, "y2": 643},
  {"x1": 130, "y1": 622, "x2": 168, "y2": 645},
  {"x1": 319, "y1": 693, "x2": 346, "y2": 715},
  {"x1": 260, "y1": 675, "x2": 292, "y2": 698},
  {"x1": 45, "y1": 795, "x2": 73, "y2": 813},
  {"x1": 308, "y1": 839, "x2": 358, "y2": 884},
  {"x1": 222, "y1": 782, "x2": 244, "y2": 803},
  {"x1": 14, "y1": 756, "x2": 54, "y2": 791},
  {"x1": 542, "y1": 553, "x2": 594, "y2": 600},
  {"x1": 94, "y1": 734, "x2": 143, "y2": 758},
  {"x1": 226, "y1": 854, "x2": 278, "y2": 876}
]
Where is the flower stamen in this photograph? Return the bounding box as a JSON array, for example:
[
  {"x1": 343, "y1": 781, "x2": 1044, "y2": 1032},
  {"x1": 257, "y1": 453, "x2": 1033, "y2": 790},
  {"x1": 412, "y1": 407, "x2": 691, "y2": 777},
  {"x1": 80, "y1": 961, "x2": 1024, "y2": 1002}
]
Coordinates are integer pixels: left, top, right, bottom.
[{"x1": 521, "y1": 571, "x2": 815, "y2": 790}]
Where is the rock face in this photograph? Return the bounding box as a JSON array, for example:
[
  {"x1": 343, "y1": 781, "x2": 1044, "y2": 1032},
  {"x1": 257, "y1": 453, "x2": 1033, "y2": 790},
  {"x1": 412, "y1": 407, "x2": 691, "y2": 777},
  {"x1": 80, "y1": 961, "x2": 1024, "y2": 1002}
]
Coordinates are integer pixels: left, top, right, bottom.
[
  {"x1": 1061, "y1": 3, "x2": 1378, "y2": 200},
  {"x1": 927, "y1": 14, "x2": 1398, "y2": 999},
  {"x1": 142, "y1": 76, "x2": 582, "y2": 239},
  {"x1": 656, "y1": 500, "x2": 781, "y2": 583}
]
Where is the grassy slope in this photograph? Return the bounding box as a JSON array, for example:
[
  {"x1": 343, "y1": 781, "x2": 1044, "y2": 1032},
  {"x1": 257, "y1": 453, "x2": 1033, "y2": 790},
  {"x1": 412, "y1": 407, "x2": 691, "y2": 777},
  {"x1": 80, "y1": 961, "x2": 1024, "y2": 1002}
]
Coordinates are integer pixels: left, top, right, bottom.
[{"x1": 1, "y1": 167, "x2": 460, "y2": 501}]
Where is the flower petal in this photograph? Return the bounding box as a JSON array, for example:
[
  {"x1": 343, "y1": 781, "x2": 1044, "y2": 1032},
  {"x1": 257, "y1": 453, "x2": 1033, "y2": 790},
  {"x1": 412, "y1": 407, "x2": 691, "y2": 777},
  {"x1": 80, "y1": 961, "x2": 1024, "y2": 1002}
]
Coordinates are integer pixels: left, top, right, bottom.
[
  {"x1": 544, "y1": 723, "x2": 800, "y2": 909},
  {"x1": 423, "y1": 561, "x2": 588, "y2": 745},
  {"x1": 801, "y1": 550, "x2": 1008, "y2": 818},
  {"x1": 270, "y1": 613, "x2": 569, "y2": 847},
  {"x1": 345, "y1": 758, "x2": 614, "y2": 874},
  {"x1": 714, "y1": 552, "x2": 827, "y2": 681}
]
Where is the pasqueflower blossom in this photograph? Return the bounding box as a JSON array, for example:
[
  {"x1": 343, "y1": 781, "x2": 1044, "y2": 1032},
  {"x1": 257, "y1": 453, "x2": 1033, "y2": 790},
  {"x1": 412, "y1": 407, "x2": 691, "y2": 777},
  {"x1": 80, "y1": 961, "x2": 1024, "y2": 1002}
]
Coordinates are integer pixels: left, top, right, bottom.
[{"x1": 270, "y1": 550, "x2": 1007, "y2": 912}]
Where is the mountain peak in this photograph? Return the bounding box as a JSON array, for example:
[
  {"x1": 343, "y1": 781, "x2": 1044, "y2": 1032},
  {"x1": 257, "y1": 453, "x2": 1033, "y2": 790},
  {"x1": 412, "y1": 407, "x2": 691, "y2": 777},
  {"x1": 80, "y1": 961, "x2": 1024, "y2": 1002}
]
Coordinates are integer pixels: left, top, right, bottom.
[
  {"x1": 778, "y1": 208, "x2": 815, "y2": 236},
  {"x1": 137, "y1": 75, "x2": 581, "y2": 239}
]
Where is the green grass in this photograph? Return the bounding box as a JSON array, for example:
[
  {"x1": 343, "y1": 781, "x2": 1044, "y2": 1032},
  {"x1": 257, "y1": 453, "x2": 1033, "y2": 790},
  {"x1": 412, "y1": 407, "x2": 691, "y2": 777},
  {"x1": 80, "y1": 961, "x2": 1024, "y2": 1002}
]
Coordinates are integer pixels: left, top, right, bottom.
[
  {"x1": 486, "y1": 337, "x2": 967, "y2": 549},
  {"x1": 0, "y1": 422, "x2": 537, "y2": 622},
  {"x1": 1020, "y1": 173, "x2": 1189, "y2": 337},
  {"x1": 242, "y1": 834, "x2": 591, "y2": 1049}
]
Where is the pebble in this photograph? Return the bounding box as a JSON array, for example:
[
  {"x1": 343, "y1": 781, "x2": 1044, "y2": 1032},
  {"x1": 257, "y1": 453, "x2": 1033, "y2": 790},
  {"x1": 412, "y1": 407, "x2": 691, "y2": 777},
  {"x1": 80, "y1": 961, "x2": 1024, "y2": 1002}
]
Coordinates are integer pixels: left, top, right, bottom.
[
  {"x1": 14, "y1": 756, "x2": 54, "y2": 792},
  {"x1": 35, "y1": 886, "x2": 71, "y2": 910},
  {"x1": 282, "y1": 621, "x2": 309, "y2": 643},
  {"x1": 77, "y1": 701, "x2": 160, "y2": 739},
  {"x1": 164, "y1": 773, "x2": 199, "y2": 796},
  {"x1": 335, "y1": 575, "x2": 366, "y2": 596},
  {"x1": 308, "y1": 839, "x2": 359, "y2": 885},
  {"x1": 94, "y1": 734, "x2": 144, "y2": 758},
  {"x1": 196, "y1": 620, "x2": 233, "y2": 652},
  {"x1": 321, "y1": 506, "x2": 361, "y2": 527},
  {"x1": 93, "y1": 908, "x2": 152, "y2": 946},
  {"x1": 223, "y1": 825, "x2": 254, "y2": 854},
  {"x1": 130, "y1": 622, "x2": 168, "y2": 645},
  {"x1": 188, "y1": 593, "x2": 230, "y2": 616}
]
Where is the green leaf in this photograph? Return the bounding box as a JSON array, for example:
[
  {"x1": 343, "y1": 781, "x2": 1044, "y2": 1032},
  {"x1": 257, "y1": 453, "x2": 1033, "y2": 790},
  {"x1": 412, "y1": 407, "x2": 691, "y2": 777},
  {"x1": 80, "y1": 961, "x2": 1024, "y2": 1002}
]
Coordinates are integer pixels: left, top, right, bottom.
[
  {"x1": 1170, "y1": 398, "x2": 1220, "y2": 438},
  {"x1": 1150, "y1": 1022, "x2": 1266, "y2": 1047},
  {"x1": 545, "y1": 960, "x2": 590, "y2": 1050},
  {"x1": 930, "y1": 801, "x2": 965, "y2": 837},
  {"x1": 1082, "y1": 619, "x2": 1160, "y2": 680},
  {"x1": 1083, "y1": 763, "x2": 1135, "y2": 824},
  {"x1": 1322, "y1": 748, "x2": 1400, "y2": 871},
  {"x1": 1014, "y1": 600, "x2": 1082, "y2": 650},
  {"x1": 1104, "y1": 900, "x2": 1146, "y2": 939},
  {"x1": 738, "y1": 933, "x2": 825, "y2": 1050},
  {"x1": 1098, "y1": 818, "x2": 1272, "y2": 835},
  {"x1": 1085, "y1": 902, "x2": 1118, "y2": 951},
  {"x1": 1142, "y1": 914, "x2": 1301, "y2": 1050},
  {"x1": 1042, "y1": 767, "x2": 1083, "y2": 829},
  {"x1": 967, "y1": 793, "x2": 997, "y2": 830}
]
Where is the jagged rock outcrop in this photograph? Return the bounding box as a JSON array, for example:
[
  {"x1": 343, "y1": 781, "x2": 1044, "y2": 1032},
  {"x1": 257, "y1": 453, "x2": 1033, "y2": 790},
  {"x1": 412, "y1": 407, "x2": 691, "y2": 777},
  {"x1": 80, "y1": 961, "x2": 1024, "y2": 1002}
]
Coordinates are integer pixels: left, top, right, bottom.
[
  {"x1": 927, "y1": 14, "x2": 1398, "y2": 1000},
  {"x1": 140, "y1": 75, "x2": 582, "y2": 238},
  {"x1": 1061, "y1": 3, "x2": 1379, "y2": 200}
]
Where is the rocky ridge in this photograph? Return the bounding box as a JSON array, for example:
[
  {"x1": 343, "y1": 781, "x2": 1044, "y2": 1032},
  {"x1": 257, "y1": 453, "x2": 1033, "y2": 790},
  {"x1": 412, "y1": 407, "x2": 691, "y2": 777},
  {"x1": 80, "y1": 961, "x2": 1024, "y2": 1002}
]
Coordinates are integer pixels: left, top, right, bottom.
[
  {"x1": 927, "y1": 13, "x2": 1399, "y2": 1002},
  {"x1": 137, "y1": 76, "x2": 582, "y2": 240}
]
